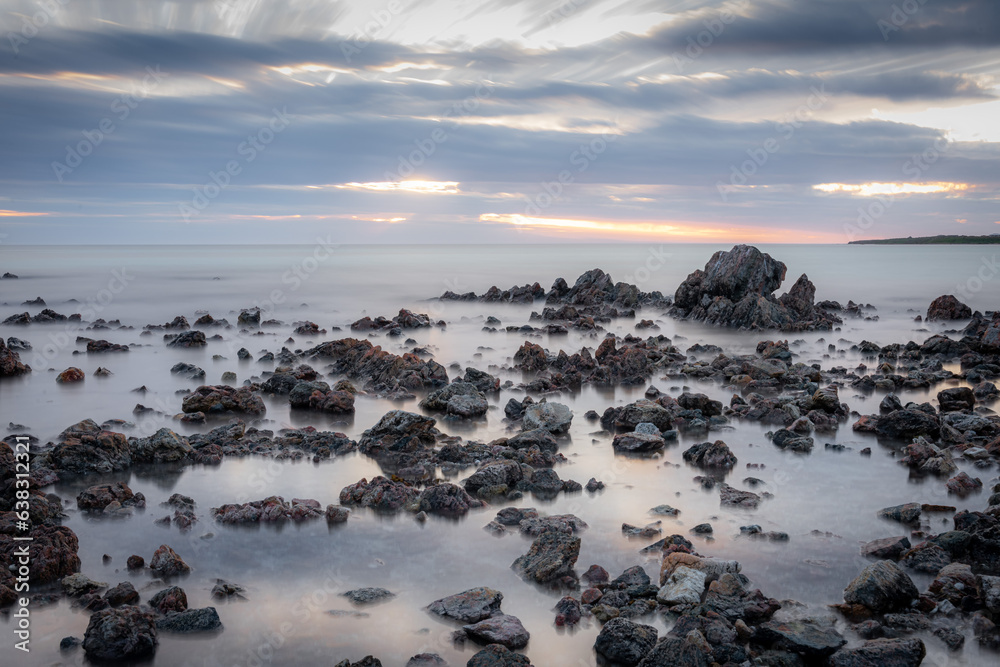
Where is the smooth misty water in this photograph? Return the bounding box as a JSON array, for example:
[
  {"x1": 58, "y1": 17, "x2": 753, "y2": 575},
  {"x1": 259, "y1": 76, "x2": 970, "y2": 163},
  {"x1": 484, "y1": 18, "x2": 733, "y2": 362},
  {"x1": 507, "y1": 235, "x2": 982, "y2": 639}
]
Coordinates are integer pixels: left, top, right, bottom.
[{"x1": 0, "y1": 244, "x2": 997, "y2": 666}]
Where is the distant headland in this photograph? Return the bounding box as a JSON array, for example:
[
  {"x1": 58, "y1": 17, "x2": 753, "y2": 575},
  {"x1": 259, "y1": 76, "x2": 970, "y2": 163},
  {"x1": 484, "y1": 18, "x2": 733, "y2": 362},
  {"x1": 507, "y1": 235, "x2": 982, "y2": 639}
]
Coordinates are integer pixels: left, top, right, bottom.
[{"x1": 849, "y1": 234, "x2": 1000, "y2": 245}]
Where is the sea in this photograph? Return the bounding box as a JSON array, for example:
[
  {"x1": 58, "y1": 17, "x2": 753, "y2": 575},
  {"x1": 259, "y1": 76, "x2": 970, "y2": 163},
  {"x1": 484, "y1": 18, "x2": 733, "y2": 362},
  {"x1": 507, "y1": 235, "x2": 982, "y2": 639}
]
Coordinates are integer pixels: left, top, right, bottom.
[{"x1": 0, "y1": 243, "x2": 997, "y2": 666}]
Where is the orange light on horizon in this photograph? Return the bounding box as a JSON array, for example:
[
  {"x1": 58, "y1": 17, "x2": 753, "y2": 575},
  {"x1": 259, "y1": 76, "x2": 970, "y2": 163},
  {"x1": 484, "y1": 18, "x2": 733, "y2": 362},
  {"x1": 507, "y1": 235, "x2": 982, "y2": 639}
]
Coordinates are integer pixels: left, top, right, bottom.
[
  {"x1": 813, "y1": 182, "x2": 969, "y2": 197},
  {"x1": 336, "y1": 181, "x2": 460, "y2": 194},
  {"x1": 479, "y1": 213, "x2": 840, "y2": 243},
  {"x1": 0, "y1": 210, "x2": 48, "y2": 217}
]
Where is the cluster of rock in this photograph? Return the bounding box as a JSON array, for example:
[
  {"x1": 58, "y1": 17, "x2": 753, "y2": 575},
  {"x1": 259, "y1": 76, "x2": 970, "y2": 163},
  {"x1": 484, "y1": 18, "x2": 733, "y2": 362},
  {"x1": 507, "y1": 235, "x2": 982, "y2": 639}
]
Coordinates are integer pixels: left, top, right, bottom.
[
  {"x1": 304, "y1": 337, "x2": 448, "y2": 397},
  {"x1": 0, "y1": 337, "x2": 31, "y2": 376},
  {"x1": 442, "y1": 268, "x2": 669, "y2": 323},
  {"x1": 3, "y1": 308, "x2": 81, "y2": 325},
  {"x1": 351, "y1": 308, "x2": 435, "y2": 335}
]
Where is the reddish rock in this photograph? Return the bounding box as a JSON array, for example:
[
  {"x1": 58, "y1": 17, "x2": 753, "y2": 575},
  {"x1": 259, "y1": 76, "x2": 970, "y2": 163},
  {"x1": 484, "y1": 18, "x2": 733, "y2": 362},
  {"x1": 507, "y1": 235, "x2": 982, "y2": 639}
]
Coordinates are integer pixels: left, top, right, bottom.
[
  {"x1": 56, "y1": 367, "x2": 85, "y2": 383},
  {"x1": 927, "y1": 295, "x2": 972, "y2": 321}
]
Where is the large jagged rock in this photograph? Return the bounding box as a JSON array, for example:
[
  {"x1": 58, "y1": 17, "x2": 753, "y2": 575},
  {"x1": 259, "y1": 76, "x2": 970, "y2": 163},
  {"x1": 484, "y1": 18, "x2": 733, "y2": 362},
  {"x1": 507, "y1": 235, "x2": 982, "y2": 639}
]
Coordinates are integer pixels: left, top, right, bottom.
[
  {"x1": 927, "y1": 295, "x2": 971, "y2": 321},
  {"x1": 462, "y1": 614, "x2": 530, "y2": 649},
  {"x1": 212, "y1": 496, "x2": 324, "y2": 523},
  {"x1": 682, "y1": 440, "x2": 737, "y2": 469},
  {"x1": 0, "y1": 524, "x2": 79, "y2": 584},
  {"x1": 522, "y1": 402, "x2": 573, "y2": 434},
  {"x1": 671, "y1": 245, "x2": 840, "y2": 331},
  {"x1": 415, "y1": 483, "x2": 483, "y2": 516},
  {"x1": 0, "y1": 338, "x2": 31, "y2": 376}
]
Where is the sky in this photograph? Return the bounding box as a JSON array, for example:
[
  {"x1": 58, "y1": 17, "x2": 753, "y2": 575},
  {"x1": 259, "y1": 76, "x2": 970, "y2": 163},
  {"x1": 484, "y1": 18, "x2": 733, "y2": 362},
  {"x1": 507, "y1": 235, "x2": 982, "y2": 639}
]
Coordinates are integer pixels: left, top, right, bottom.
[{"x1": 0, "y1": 0, "x2": 999, "y2": 244}]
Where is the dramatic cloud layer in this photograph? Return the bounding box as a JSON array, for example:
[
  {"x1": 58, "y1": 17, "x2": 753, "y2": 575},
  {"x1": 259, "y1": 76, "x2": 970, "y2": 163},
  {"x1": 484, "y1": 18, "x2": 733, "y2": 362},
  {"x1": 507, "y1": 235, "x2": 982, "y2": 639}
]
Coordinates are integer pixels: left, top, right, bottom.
[{"x1": 1, "y1": 0, "x2": 998, "y2": 243}]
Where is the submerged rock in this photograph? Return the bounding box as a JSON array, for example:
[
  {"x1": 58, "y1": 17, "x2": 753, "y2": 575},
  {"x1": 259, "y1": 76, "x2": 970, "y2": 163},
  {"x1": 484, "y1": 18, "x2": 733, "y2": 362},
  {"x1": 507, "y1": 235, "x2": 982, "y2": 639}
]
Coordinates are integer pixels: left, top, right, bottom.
[{"x1": 155, "y1": 607, "x2": 222, "y2": 633}]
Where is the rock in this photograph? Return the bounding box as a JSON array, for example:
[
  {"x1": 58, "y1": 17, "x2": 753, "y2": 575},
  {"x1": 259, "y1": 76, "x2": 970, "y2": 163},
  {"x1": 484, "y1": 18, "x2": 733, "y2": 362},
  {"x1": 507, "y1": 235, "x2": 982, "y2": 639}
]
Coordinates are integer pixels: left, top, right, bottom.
[
  {"x1": 861, "y1": 536, "x2": 910, "y2": 560},
  {"x1": 182, "y1": 385, "x2": 265, "y2": 415},
  {"x1": 756, "y1": 619, "x2": 846, "y2": 658},
  {"x1": 149, "y1": 544, "x2": 190, "y2": 577},
  {"x1": 427, "y1": 587, "x2": 503, "y2": 623},
  {"x1": 677, "y1": 392, "x2": 723, "y2": 417},
  {"x1": 166, "y1": 330, "x2": 207, "y2": 348},
  {"x1": 46, "y1": 419, "x2": 132, "y2": 474},
  {"x1": 657, "y1": 566, "x2": 707, "y2": 606},
  {"x1": 211, "y1": 580, "x2": 247, "y2": 600},
  {"x1": 77, "y1": 481, "x2": 136, "y2": 511},
  {"x1": 464, "y1": 460, "x2": 524, "y2": 495},
  {"x1": 155, "y1": 607, "x2": 222, "y2": 633},
  {"x1": 719, "y1": 483, "x2": 760, "y2": 508},
  {"x1": 928, "y1": 563, "x2": 976, "y2": 605},
  {"x1": 602, "y1": 400, "x2": 673, "y2": 432},
  {"x1": 522, "y1": 402, "x2": 573, "y2": 434},
  {"x1": 82, "y1": 606, "x2": 158, "y2": 660},
  {"x1": 554, "y1": 596, "x2": 582, "y2": 626},
  {"x1": 56, "y1": 367, "x2": 84, "y2": 383},
  {"x1": 683, "y1": 440, "x2": 737, "y2": 469},
  {"x1": 877, "y1": 503, "x2": 922, "y2": 524},
  {"x1": 938, "y1": 387, "x2": 976, "y2": 413},
  {"x1": 594, "y1": 617, "x2": 658, "y2": 666},
  {"x1": 420, "y1": 382, "x2": 489, "y2": 418},
  {"x1": 880, "y1": 394, "x2": 903, "y2": 414},
  {"x1": 843, "y1": 560, "x2": 918, "y2": 612},
  {"x1": 130, "y1": 428, "x2": 193, "y2": 463},
  {"x1": 59, "y1": 636, "x2": 80, "y2": 650},
  {"x1": 636, "y1": 633, "x2": 713, "y2": 667},
  {"x1": 149, "y1": 586, "x2": 188, "y2": 614},
  {"x1": 518, "y1": 514, "x2": 587, "y2": 536},
  {"x1": 126, "y1": 555, "x2": 144, "y2": 570},
  {"x1": 927, "y1": 295, "x2": 971, "y2": 321},
  {"x1": 613, "y1": 431, "x2": 666, "y2": 453},
  {"x1": 326, "y1": 505, "x2": 350, "y2": 524},
  {"x1": 417, "y1": 483, "x2": 483, "y2": 516},
  {"x1": 770, "y1": 429, "x2": 815, "y2": 452},
  {"x1": 466, "y1": 644, "x2": 532, "y2": 667},
  {"x1": 407, "y1": 654, "x2": 448, "y2": 667},
  {"x1": 62, "y1": 573, "x2": 107, "y2": 597},
  {"x1": 339, "y1": 477, "x2": 419, "y2": 512},
  {"x1": 464, "y1": 367, "x2": 501, "y2": 393},
  {"x1": 462, "y1": 614, "x2": 530, "y2": 649},
  {"x1": 900, "y1": 542, "x2": 951, "y2": 573},
  {"x1": 103, "y1": 581, "x2": 139, "y2": 607},
  {"x1": 946, "y1": 471, "x2": 982, "y2": 495},
  {"x1": 212, "y1": 496, "x2": 324, "y2": 523},
  {"x1": 358, "y1": 410, "x2": 439, "y2": 460},
  {"x1": 828, "y1": 638, "x2": 926, "y2": 667},
  {"x1": 511, "y1": 531, "x2": 580, "y2": 584},
  {"x1": 341, "y1": 587, "x2": 395, "y2": 605},
  {"x1": 0, "y1": 338, "x2": 31, "y2": 376},
  {"x1": 875, "y1": 410, "x2": 939, "y2": 440},
  {"x1": 980, "y1": 575, "x2": 1000, "y2": 613}
]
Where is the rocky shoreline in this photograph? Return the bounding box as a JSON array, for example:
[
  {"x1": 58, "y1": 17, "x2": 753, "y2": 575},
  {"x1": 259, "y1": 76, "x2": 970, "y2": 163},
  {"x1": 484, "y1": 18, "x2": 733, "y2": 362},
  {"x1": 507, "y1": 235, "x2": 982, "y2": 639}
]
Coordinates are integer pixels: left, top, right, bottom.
[{"x1": 2, "y1": 244, "x2": 999, "y2": 665}]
